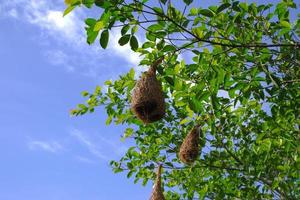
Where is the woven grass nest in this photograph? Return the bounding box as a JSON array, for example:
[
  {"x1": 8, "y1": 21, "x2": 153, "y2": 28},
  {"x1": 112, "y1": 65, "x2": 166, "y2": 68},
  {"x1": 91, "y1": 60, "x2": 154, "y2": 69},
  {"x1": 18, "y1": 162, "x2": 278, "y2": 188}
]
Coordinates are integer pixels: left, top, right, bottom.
[
  {"x1": 179, "y1": 126, "x2": 201, "y2": 164},
  {"x1": 149, "y1": 164, "x2": 165, "y2": 200},
  {"x1": 131, "y1": 58, "x2": 165, "y2": 124}
]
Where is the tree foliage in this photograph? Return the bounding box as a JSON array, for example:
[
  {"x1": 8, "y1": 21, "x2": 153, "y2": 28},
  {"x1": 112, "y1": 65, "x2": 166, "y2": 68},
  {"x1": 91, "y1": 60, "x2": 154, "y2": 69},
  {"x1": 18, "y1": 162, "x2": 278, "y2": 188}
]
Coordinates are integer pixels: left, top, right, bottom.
[{"x1": 67, "y1": 0, "x2": 300, "y2": 199}]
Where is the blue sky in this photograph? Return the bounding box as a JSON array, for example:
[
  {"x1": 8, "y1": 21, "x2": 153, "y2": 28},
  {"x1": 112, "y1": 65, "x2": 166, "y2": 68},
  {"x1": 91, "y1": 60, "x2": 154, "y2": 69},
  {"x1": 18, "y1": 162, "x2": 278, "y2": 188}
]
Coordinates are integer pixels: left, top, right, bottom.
[
  {"x1": 0, "y1": 0, "x2": 297, "y2": 200},
  {"x1": 0, "y1": 0, "x2": 148, "y2": 199}
]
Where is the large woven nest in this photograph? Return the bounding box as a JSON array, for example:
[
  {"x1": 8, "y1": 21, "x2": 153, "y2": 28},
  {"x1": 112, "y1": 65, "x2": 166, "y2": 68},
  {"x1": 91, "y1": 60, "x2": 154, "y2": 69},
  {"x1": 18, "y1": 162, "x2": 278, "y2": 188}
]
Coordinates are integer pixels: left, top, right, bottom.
[
  {"x1": 131, "y1": 58, "x2": 165, "y2": 123},
  {"x1": 179, "y1": 126, "x2": 200, "y2": 164},
  {"x1": 149, "y1": 164, "x2": 165, "y2": 200}
]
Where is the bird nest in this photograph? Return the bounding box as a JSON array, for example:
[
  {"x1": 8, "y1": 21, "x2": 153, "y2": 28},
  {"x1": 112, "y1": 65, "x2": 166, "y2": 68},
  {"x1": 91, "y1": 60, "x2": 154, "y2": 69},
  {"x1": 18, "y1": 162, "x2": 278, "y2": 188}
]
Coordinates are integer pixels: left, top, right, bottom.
[
  {"x1": 149, "y1": 164, "x2": 165, "y2": 200},
  {"x1": 131, "y1": 58, "x2": 165, "y2": 123},
  {"x1": 179, "y1": 126, "x2": 201, "y2": 164}
]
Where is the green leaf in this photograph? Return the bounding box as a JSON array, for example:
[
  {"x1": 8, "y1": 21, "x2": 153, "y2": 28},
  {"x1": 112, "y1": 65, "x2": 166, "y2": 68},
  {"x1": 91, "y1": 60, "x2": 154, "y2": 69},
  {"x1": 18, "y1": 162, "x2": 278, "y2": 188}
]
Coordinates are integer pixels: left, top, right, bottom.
[
  {"x1": 180, "y1": 118, "x2": 190, "y2": 125},
  {"x1": 154, "y1": 31, "x2": 167, "y2": 38},
  {"x1": 192, "y1": 27, "x2": 204, "y2": 38},
  {"x1": 184, "y1": 0, "x2": 193, "y2": 6},
  {"x1": 157, "y1": 39, "x2": 165, "y2": 50},
  {"x1": 208, "y1": 5, "x2": 218, "y2": 13},
  {"x1": 81, "y1": 91, "x2": 89, "y2": 97},
  {"x1": 278, "y1": 28, "x2": 291, "y2": 36},
  {"x1": 64, "y1": 0, "x2": 72, "y2": 5},
  {"x1": 232, "y1": 1, "x2": 241, "y2": 12},
  {"x1": 121, "y1": 24, "x2": 130, "y2": 35},
  {"x1": 259, "y1": 138, "x2": 272, "y2": 152},
  {"x1": 142, "y1": 178, "x2": 148, "y2": 186},
  {"x1": 94, "y1": 0, "x2": 104, "y2": 7},
  {"x1": 85, "y1": 18, "x2": 97, "y2": 26},
  {"x1": 280, "y1": 20, "x2": 291, "y2": 29},
  {"x1": 124, "y1": 128, "x2": 134, "y2": 138},
  {"x1": 146, "y1": 31, "x2": 156, "y2": 41},
  {"x1": 217, "y1": 3, "x2": 231, "y2": 13},
  {"x1": 94, "y1": 85, "x2": 101, "y2": 95},
  {"x1": 118, "y1": 34, "x2": 131, "y2": 46},
  {"x1": 189, "y1": 97, "x2": 202, "y2": 113},
  {"x1": 239, "y1": 2, "x2": 248, "y2": 11},
  {"x1": 198, "y1": 9, "x2": 214, "y2": 17},
  {"x1": 100, "y1": 30, "x2": 109, "y2": 49},
  {"x1": 162, "y1": 45, "x2": 176, "y2": 52},
  {"x1": 153, "y1": 7, "x2": 163, "y2": 15},
  {"x1": 127, "y1": 170, "x2": 134, "y2": 178},
  {"x1": 106, "y1": 115, "x2": 112, "y2": 125},
  {"x1": 130, "y1": 35, "x2": 138, "y2": 51},
  {"x1": 160, "y1": 0, "x2": 167, "y2": 4},
  {"x1": 190, "y1": 7, "x2": 198, "y2": 16},
  {"x1": 94, "y1": 21, "x2": 105, "y2": 31},
  {"x1": 63, "y1": 5, "x2": 76, "y2": 16},
  {"x1": 147, "y1": 24, "x2": 163, "y2": 32},
  {"x1": 87, "y1": 30, "x2": 98, "y2": 45},
  {"x1": 99, "y1": 11, "x2": 110, "y2": 24},
  {"x1": 142, "y1": 41, "x2": 155, "y2": 48},
  {"x1": 83, "y1": 0, "x2": 94, "y2": 8},
  {"x1": 104, "y1": 80, "x2": 112, "y2": 85},
  {"x1": 128, "y1": 68, "x2": 135, "y2": 79},
  {"x1": 165, "y1": 76, "x2": 174, "y2": 86},
  {"x1": 131, "y1": 25, "x2": 138, "y2": 34},
  {"x1": 197, "y1": 91, "x2": 210, "y2": 102}
]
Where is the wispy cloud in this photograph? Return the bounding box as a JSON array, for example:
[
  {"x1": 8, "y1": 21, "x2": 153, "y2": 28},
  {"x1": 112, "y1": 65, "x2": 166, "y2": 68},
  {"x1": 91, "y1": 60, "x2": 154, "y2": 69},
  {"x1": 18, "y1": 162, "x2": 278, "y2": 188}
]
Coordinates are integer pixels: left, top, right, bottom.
[
  {"x1": 25, "y1": 128, "x2": 129, "y2": 162},
  {"x1": 44, "y1": 50, "x2": 75, "y2": 72},
  {"x1": 27, "y1": 140, "x2": 63, "y2": 153},
  {"x1": 70, "y1": 128, "x2": 129, "y2": 162},
  {"x1": 7, "y1": 8, "x2": 18, "y2": 18},
  {"x1": 74, "y1": 155, "x2": 97, "y2": 164},
  {"x1": 0, "y1": 0, "x2": 141, "y2": 78},
  {"x1": 98, "y1": 136, "x2": 128, "y2": 157},
  {"x1": 70, "y1": 129, "x2": 108, "y2": 160}
]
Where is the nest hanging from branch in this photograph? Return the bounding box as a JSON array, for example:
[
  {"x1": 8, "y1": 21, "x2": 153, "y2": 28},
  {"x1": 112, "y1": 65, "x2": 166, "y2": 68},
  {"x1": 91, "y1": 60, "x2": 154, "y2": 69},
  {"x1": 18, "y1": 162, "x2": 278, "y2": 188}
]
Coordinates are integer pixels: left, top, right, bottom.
[
  {"x1": 131, "y1": 57, "x2": 165, "y2": 123},
  {"x1": 149, "y1": 164, "x2": 165, "y2": 200},
  {"x1": 179, "y1": 126, "x2": 201, "y2": 164}
]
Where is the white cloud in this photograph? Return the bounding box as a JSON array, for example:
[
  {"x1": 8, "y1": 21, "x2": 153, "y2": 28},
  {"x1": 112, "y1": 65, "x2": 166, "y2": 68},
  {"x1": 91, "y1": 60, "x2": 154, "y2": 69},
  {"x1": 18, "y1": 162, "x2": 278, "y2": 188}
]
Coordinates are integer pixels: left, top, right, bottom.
[
  {"x1": 0, "y1": 0, "x2": 142, "y2": 75},
  {"x1": 20, "y1": 0, "x2": 85, "y2": 48},
  {"x1": 109, "y1": 28, "x2": 141, "y2": 66},
  {"x1": 70, "y1": 129, "x2": 108, "y2": 160},
  {"x1": 27, "y1": 140, "x2": 63, "y2": 153}
]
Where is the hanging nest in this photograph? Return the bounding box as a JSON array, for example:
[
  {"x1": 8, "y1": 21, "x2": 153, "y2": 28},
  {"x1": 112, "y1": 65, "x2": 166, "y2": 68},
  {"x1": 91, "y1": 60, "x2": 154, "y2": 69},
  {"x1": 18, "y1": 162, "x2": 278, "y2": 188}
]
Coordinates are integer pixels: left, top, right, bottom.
[
  {"x1": 179, "y1": 126, "x2": 201, "y2": 164},
  {"x1": 131, "y1": 57, "x2": 165, "y2": 124},
  {"x1": 149, "y1": 164, "x2": 165, "y2": 200}
]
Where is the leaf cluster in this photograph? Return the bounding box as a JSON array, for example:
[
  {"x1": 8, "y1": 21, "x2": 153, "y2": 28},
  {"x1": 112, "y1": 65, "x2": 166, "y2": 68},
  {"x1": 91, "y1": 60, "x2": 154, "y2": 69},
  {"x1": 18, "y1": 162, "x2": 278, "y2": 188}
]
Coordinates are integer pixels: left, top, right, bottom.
[{"x1": 68, "y1": 0, "x2": 300, "y2": 199}]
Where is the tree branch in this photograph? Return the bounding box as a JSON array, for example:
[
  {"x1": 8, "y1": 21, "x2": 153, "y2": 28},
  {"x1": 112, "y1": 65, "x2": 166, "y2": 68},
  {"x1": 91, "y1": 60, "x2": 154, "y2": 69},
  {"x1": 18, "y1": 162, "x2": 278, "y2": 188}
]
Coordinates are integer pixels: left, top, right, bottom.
[{"x1": 125, "y1": 1, "x2": 300, "y2": 49}]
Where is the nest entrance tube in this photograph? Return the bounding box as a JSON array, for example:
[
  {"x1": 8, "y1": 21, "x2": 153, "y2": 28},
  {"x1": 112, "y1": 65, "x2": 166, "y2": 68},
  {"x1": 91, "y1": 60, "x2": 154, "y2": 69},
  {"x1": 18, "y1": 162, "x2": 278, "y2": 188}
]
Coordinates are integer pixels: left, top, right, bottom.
[
  {"x1": 179, "y1": 126, "x2": 201, "y2": 164},
  {"x1": 131, "y1": 58, "x2": 165, "y2": 123},
  {"x1": 149, "y1": 164, "x2": 165, "y2": 200}
]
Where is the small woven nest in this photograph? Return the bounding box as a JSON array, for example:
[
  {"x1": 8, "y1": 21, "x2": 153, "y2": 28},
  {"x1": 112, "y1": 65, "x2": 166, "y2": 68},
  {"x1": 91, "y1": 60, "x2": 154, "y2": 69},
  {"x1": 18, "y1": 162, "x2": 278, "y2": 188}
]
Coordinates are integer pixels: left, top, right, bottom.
[
  {"x1": 179, "y1": 126, "x2": 200, "y2": 164},
  {"x1": 149, "y1": 164, "x2": 165, "y2": 200},
  {"x1": 131, "y1": 58, "x2": 165, "y2": 123}
]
